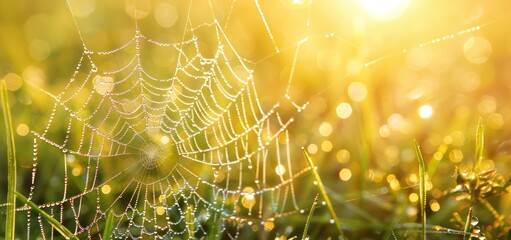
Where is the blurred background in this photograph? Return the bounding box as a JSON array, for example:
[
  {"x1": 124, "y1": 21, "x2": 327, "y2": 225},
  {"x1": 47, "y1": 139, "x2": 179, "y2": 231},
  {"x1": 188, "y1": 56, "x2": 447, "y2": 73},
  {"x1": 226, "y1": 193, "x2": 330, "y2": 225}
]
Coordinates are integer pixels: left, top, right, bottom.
[{"x1": 2, "y1": 0, "x2": 511, "y2": 238}]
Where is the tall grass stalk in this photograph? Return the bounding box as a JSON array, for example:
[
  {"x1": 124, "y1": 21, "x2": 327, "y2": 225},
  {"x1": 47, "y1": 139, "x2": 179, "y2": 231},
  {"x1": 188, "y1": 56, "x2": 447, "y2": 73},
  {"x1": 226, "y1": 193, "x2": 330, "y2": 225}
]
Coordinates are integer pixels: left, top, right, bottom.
[
  {"x1": 302, "y1": 193, "x2": 319, "y2": 240},
  {"x1": 462, "y1": 207, "x2": 473, "y2": 240},
  {"x1": 15, "y1": 191, "x2": 77, "y2": 239},
  {"x1": 1, "y1": 80, "x2": 16, "y2": 239},
  {"x1": 414, "y1": 141, "x2": 426, "y2": 240},
  {"x1": 474, "y1": 119, "x2": 484, "y2": 174},
  {"x1": 102, "y1": 211, "x2": 115, "y2": 240},
  {"x1": 303, "y1": 149, "x2": 346, "y2": 237}
]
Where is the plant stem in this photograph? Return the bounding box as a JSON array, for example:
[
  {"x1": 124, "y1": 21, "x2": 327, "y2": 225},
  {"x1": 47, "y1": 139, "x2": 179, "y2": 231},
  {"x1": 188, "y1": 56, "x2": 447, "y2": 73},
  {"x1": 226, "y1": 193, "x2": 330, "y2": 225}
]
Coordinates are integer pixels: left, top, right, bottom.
[
  {"x1": 414, "y1": 141, "x2": 427, "y2": 240},
  {"x1": 462, "y1": 207, "x2": 472, "y2": 240},
  {"x1": 302, "y1": 193, "x2": 319, "y2": 240},
  {"x1": 1, "y1": 80, "x2": 16, "y2": 239},
  {"x1": 474, "y1": 119, "x2": 484, "y2": 174},
  {"x1": 478, "y1": 198, "x2": 504, "y2": 226},
  {"x1": 15, "y1": 191, "x2": 77, "y2": 239},
  {"x1": 303, "y1": 149, "x2": 346, "y2": 237},
  {"x1": 102, "y1": 211, "x2": 115, "y2": 240}
]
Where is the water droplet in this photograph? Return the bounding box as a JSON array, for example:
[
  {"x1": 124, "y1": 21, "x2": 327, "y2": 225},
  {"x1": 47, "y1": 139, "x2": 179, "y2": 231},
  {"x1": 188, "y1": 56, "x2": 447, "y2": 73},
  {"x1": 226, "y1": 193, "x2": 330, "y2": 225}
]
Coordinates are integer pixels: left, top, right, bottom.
[
  {"x1": 470, "y1": 216, "x2": 479, "y2": 226},
  {"x1": 91, "y1": 65, "x2": 98, "y2": 73}
]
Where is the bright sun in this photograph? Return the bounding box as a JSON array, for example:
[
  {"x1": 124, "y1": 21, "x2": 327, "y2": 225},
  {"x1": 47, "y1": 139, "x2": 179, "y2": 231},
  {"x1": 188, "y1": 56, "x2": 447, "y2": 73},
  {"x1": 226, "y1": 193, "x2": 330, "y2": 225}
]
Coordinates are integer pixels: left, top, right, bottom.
[{"x1": 358, "y1": 0, "x2": 410, "y2": 20}]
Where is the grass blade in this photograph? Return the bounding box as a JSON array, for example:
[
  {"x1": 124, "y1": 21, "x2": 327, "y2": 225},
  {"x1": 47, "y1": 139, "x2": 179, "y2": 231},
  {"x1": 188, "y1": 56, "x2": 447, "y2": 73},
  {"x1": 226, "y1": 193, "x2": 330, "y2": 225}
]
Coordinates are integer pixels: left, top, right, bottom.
[
  {"x1": 1, "y1": 80, "x2": 16, "y2": 239},
  {"x1": 302, "y1": 193, "x2": 319, "y2": 240},
  {"x1": 102, "y1": 211, "x2": 115, "y2": 240},
  {"x1": 462, "y1": 207, "x2": 472, "y2": 240},
  {"x1": 474, "y1": 119, "x2": 484, "y2": 174},
  {"x1": 414, "y1": 141, "x2": 426, "y2": 240},
  {"x1": 15, "y1": 191, "x2": 77, "y2": 239},
  {"x1": 303, "y1": 149, "x2": 346, "y2": 237}
]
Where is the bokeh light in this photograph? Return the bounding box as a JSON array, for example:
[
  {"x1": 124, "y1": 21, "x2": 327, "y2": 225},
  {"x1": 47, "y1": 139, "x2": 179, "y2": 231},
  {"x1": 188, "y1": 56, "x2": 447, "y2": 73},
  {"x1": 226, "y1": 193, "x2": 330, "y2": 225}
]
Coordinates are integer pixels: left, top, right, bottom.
[
  {"x1": 418, "y1": 104, "x2": 433, "y2": 119},
  {"x1": 3, "y1": 73, "x2": 22, "y2": 91},
  {"x1": 463, "y1": 37, "x2": 492, "y2": 64},
  {"x1": 160, "y1": 135, "x2": 170, "y2": 144},
  {"x1": 16, "y1": 124, "x2": 29, "y2": 136},
  {"x1": 319, "y1": 122, "x2": 333, "y2": 137},
  {"x1": 275, "y1": 164, "x2": 286, "y2": 176},
  {"x1": 154, "y1": 2, "x2": 178, "y2": 28},
  {"x1": 101, "y1": 184, "x2": 112, "y2": 194},
  {"x1": 336, "y1": 102, "x2": 353, "y2": 119},
  {"x1": 93, "y1": 75, "x2": 115, "y2": 96},
  {"x1": 348, "y1": 82, "x2": 368, "y2": 102},
  {"x1": 336, "y1": 149, "x2": 350, "y2": 163},
  {"x1": 339, "y1": 168, "x2": 352, "y2": 181}
]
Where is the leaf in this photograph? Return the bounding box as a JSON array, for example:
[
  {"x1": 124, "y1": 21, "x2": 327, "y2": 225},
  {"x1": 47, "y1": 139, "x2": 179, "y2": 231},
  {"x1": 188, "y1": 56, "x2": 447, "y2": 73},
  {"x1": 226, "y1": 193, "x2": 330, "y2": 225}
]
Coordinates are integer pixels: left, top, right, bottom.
[
  {"x1": 15, "y1": 192, "x2": 77, "y2": 239},
  {"x1": 414, "y1": 140, "x2": 427, "y2": 240},
  {"x1": 474, "y1": 118, "x2": 484, "y2": 174},
  {"x1": 102, "y1": 211, "x2": 115, "y2": 240},
  {"x1": 504, "y1": 176, "x2": 511, "y2": 188},
  {"x1": 303, "y1": 149, "x2": 346, "y2": 238},
  {"x1": 1, "y1": 80, "x2": 16, "y2": 239},
  {"x1": 302, "y1": 193, "x2": 319, "y2": 240}
]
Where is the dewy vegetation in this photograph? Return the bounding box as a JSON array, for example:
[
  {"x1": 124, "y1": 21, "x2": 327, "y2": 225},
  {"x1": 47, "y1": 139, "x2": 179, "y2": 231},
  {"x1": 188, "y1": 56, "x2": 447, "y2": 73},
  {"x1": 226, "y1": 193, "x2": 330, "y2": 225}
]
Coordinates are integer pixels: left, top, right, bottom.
[{"x1": 2, "y1": 0, "x2": 511, "y2": 239}]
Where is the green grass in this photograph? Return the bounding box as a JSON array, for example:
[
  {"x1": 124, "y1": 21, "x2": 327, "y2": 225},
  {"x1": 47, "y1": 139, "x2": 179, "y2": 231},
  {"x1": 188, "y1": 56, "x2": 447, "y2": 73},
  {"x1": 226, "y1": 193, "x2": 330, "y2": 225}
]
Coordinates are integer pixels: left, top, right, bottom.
[
  {"x1": 474, "y1": 118, "x2": 484, "y2": 174},
  {"x1": 1, "y1": 80, "x2": 16, "y2": 239},
  {"x1": 414, "y1": 140, "x2": 427, "y2": 240},
  {"x1": 303, "y1": 149, "x2": 346, "y2": 238},
  {"x1": 462, "y1": 207, "x2": 473, "y2": 240},
  {"x1": 301, "y1": 193, "x2": 318, "y2": 240},
  {"x1": 102, "y1": 211, "x2": 115, "y2": 240},
  {"x1": 15, "y1": 191, "x2": 77, "y2": 239},
  {"x1": 2, "y1": 80, "x2": 76, "y2": 239}
]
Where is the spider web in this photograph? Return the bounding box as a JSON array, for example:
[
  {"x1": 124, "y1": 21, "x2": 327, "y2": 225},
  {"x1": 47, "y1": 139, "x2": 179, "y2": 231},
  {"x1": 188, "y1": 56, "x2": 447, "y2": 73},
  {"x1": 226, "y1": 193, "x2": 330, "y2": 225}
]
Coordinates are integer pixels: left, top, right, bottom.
[{"x1": 19, "y1": 0, "x2": 310, "y2": 239}]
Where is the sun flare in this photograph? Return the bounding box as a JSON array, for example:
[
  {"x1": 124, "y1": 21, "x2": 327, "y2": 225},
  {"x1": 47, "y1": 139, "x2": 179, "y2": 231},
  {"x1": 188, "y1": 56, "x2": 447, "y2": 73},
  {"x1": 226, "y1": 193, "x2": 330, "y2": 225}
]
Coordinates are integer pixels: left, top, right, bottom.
[{"x1": 358, "y1": 0, "x2": 410, "y2": 20}]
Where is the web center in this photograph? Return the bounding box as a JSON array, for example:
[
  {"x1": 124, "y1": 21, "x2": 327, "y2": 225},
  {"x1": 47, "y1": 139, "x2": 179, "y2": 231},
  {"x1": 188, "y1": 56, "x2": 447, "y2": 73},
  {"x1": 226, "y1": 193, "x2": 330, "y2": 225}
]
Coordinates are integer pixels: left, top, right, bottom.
[{"x1": 140, "y1": 143, "x2": 165, "y2": 169}]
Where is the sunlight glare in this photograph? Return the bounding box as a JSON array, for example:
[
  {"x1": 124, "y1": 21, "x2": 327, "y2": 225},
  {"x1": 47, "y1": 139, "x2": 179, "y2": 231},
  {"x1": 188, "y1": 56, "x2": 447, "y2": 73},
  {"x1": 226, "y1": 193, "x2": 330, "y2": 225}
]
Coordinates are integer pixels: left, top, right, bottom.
[
  {"x1": 418, "y1": 104, "x2": 433, "y2": 119},
  {"x1": 358, "y1": 0, "x2": 410, "y2": 20}
]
